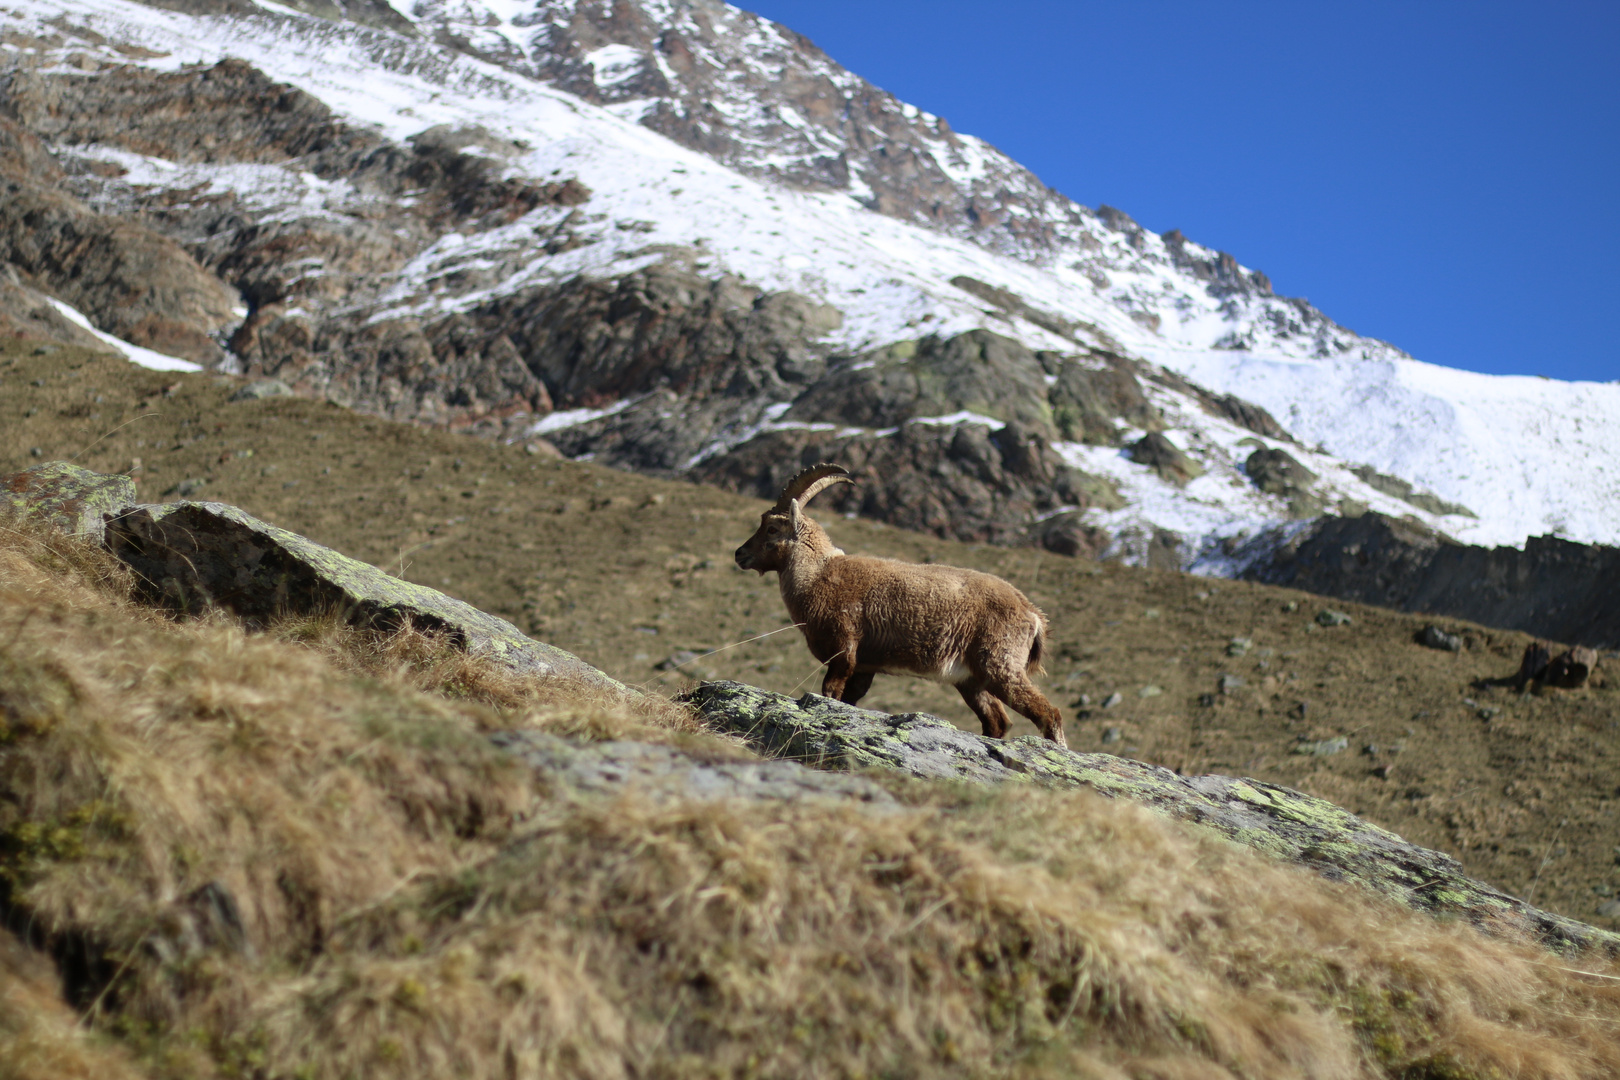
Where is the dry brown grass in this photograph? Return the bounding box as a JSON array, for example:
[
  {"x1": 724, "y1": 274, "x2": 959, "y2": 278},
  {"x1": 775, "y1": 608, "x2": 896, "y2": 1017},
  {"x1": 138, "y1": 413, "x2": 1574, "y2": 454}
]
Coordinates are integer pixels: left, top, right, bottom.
[
  {"x1": 2, "y1": 516, "x2": 1620, "y2": 1079},
  {"x1": 0, "y1": 930, "x2": 143, "y2": 1080}
]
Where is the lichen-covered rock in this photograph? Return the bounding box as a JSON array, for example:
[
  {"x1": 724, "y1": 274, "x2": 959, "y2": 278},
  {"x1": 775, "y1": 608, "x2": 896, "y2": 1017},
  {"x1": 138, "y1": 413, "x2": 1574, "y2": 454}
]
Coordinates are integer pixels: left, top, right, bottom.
[
  {"x1": 1128, "y1": 432, "x2": 1204, "y2": 487},
  {"x1": 683, "y1": 680, "x2": 1620, "y2": 953},
  {"x1": 491, "y1": 731, "x2": 897, "y2": 809},
  {"x1": 4, "y1": 462, "x2": 623, "y2": 693},
  {"x1": 1245, "y1": 447, "x2": 1324, "y2": 518},
  {"x1": 1, "y1": 462, "x2": 138, "y2": 544},
  {"x1": 106, "y1": 499, "x2": 623, "y2": 690}
]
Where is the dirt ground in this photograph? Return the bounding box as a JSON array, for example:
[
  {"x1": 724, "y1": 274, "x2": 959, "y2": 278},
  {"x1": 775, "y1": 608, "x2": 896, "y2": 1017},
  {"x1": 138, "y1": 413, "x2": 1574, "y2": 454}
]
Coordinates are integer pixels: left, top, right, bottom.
[{"x1": 4, "y1": 339, "x2": 1617, "y2": 930}]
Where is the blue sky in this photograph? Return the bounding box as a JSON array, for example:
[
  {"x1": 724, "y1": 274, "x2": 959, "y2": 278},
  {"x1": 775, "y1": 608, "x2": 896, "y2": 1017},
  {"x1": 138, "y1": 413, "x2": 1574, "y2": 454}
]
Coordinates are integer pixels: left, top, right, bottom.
[{"x1": 740, "y1": 1, "x2": 1618, "y2": 383}]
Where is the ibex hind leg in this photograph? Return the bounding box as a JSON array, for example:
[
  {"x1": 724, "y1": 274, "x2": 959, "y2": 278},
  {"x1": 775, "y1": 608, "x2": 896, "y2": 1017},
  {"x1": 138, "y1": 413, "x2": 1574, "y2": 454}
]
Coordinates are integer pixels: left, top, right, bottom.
[
  {"x1": 842, "y1": 671, "x2": 875, "y2": 706},
  {"x1": 956, "y1": 680, "x2": 1010, "y2": 740},
  {"x1": 994, "y1": 672, "x2": 1067, "y2": 748}
]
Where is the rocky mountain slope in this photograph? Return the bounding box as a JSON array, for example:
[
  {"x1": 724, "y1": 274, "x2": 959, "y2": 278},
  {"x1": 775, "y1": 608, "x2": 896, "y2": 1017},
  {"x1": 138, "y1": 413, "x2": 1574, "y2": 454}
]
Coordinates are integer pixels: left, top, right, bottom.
[{"x1": 1, "y1": 0, "x2": 1616, "y2": 617}]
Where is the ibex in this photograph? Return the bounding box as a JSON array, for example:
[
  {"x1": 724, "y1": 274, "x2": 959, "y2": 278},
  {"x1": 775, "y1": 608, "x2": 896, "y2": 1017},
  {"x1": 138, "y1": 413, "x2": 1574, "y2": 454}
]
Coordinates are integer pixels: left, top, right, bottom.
[{"x1": 734, "y1": 463, "x2": 1067, "y2": 746}]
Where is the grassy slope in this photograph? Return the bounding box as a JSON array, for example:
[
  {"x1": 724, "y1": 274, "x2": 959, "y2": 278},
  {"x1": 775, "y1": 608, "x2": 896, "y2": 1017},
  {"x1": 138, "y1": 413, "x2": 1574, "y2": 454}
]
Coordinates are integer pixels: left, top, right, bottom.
[
  {"x1": 2, "y1": 481, "x2": 1619, "y2": 1078},
  {"x1": 3, "y1": 342, "x2": 1614, "y2": 928}
]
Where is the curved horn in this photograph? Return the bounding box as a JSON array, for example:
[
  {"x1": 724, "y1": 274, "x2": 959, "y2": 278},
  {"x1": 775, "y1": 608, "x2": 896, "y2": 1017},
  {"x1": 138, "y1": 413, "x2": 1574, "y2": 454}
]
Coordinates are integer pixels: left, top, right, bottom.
[{"x1": 774, "y1": 463, "x2": 853, "y2": 510}]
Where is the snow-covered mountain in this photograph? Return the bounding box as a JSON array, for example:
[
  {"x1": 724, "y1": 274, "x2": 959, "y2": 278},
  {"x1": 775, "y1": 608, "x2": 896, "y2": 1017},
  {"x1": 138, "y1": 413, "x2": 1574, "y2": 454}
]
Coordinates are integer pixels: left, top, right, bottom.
[{"x1": 3, "y1": 0, "x2": 1617, "y2": 562}]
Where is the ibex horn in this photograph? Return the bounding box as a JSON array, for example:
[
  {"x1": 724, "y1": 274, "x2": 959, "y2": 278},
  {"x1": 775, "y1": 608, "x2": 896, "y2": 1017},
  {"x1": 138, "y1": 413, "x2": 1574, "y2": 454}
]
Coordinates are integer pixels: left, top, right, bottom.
[{"x1": 774, "y1": 462, "x2": 853, "y2": 511}]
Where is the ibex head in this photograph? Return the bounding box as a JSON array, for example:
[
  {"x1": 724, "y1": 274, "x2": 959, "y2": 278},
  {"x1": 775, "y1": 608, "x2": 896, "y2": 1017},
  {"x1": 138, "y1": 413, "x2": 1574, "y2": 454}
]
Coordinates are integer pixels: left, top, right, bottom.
[{"x1": 733, "y1": 463, "x2": 853, "y2": 574}]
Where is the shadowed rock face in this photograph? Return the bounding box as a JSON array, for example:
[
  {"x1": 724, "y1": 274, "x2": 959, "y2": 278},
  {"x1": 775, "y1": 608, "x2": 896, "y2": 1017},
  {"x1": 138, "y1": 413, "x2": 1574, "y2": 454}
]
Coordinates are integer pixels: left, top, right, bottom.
[
  {"x1": 682, "y1": 680, "x2": 1620, "y2": 954},
  {"x1": 1240, "y1": 513, "x2": 1620, "y2": 649},
  {"x1": 2, "y1": 462, "x2": 624, "y2": 692},
  {"x1": 1245, "y1": 447, "x2": 1323, "y2": 518}
]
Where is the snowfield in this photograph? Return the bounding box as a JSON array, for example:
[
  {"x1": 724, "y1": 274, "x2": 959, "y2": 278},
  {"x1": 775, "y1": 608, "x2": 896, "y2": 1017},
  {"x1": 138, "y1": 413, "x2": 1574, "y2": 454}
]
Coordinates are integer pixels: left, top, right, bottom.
[{"x1": 5, "y1": 0, "x2": 1616, "y2": 556}]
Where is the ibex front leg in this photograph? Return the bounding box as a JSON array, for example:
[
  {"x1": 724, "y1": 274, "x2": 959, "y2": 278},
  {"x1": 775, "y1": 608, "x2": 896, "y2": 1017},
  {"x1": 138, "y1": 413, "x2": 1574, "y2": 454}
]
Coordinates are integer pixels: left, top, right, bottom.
[{"x1": 821, "y1": 644, "x2": 859, "y2": 702}]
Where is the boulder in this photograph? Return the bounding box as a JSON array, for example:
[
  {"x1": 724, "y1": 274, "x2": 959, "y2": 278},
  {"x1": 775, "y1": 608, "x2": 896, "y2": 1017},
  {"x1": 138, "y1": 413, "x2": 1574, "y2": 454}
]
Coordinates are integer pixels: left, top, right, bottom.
[
  {"x1": 3, "y1": 463, "x2": 624, "y2": 693},
  {"x1": 491, "y1": 730, "x2": 897, "y2": 809},
  {"x1": 1543, "y1": 646, "x2": 1598, "y2": 690},
  {"x1": 1, "y1": 462, "x2": 137, "y2": 545},
  {"x1": 682, "y1": 680, "x2": 1619, "y2": 953},
  {"x1": 1128, "y1": 432, "x2": 1204, "y2": 487},
  {"x1": 1241, "y1": 513, "x2": 1620, "y2": 649},
  {"x1": 1245, "y1": 447, "x2": 1323, "y2": 518},
  {"x1": 1417, "y1": 625, "x2": 1463, "y2": 652}
]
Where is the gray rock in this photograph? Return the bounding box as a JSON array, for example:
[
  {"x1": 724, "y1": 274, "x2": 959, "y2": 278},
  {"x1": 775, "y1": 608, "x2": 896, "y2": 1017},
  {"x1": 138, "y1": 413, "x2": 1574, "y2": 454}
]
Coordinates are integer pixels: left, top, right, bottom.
[
  {"x1": 3, "y1": 463, "x2": 623, "y2": 693},
  {"x1": 1239, "y1": 513, "x2": 1620, "y2": 650},
  {"x1": 230, "y1": 379, "x2": 294, "y2": 401},
  {"x1": 1, "y1": 461, "x2": 137, "y2": 544},
  {"x1": 1101, "y1": 691, "x2": 1124, "y2": 709},
  {"x1": 490, "y1": 731, "x2": 896, "y2": 810},
  {"x1": 1418, "y1": 624, "x2": 1463, "y2": 652},
  {"x1": 1245, "y1": 447, "x2": 1324, "y2": 519},
  {"x1": 683, "y1": 680, "x2": 1620, "y2": 953},
  {"x1": 1293, "y1": 737, "x2": 1348, "y2": 757},
  {"x1": 1046, "y1": 352, "x2": 1162, "y2": 445},
  {"x1": 1316, "y1": 609, "x2": 1353, "y2": 627},
  {"x1": 1352, "y1": 465, "x2": 1476, "y2": 518},
  {"x1": 106, "y1": 499, "x2": 620, "y2": 689},
  {"x1": 784, "y1": 329, "x2": 1053, "y2": 435},
  {"x1": 1227, "y1": 636, "x2": 1252, "y2": 656},
  {"x1": 1128, "y1": 432, "x2": 1204, "y2": 487},
  {"x1": 1218, "y1": 674, "x2": 1245, "y2": 693},
  {"x1": 1100, "y1": 726, "x2": 1122, "y2": 744}
]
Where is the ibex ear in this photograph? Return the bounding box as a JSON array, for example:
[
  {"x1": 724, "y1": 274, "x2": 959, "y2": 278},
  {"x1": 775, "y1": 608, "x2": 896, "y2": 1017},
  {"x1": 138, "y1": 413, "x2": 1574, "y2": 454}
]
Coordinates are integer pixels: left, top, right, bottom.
[{"x1": 788, "y1": 497, "x2": 803, "y2": 536}]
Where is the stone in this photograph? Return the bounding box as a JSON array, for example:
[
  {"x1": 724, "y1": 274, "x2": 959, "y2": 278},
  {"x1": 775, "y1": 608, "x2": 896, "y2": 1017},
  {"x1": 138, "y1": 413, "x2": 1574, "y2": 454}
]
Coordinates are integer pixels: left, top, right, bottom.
[
  {"x1": 3, "y1": 463, "x2": 624, "y2": 693},
  {"x1": 1293, "y1": 737, "x2": 1348, "y2": 757},
  {"x1": 1227, "y1": 636, "x2": 1252, "y2": 656},
  {"x1": 1219, "y1": 674, "x2": 1245, "y2": 694},
  {"x1": 523, "y1": 439, "x2": 563, "y2": 458},
  {"x1": 682, "y1": 680, "x2": 1618, "y2": 953},
  {"x1": 1543, "y1": 646, "x2": 1598, "y2": 689},
  {"x1": 1351, "y1": 465, "x2": 1475, "y2": 518},
  {"x1": 104, "y1": 498, "x2": 622, "y2": 690},
  {"x1": 1101, "y1": 726, "x2": 1122, "y2": 744},
  {"x1": 1240, "y1": 513, "x2": 1620, "y2": 651},
  {"x1": 1138, "y1": 685, "x2": 1162, "y2": 698},
  {"x1": 230, "y1": 379, "x2": 294, "y2": 401},
  {"x1": 1101, "y1": 691, "x2": 1123, "y2": 709},
  {"x1": 162, "y1": 478, "x2": 208, "y2": 497},
  {"x1": 1127, "y1": 432, "x2": 1204, "y2": 487},
  {"x1": 1244, "y1": 448, "x2": 1323, "y2": 518},
  {"x1": 490, "y1": 731, "x2": 896, "y2": 810},
  {"x1": 1418, "y1": 625, "x2": 1462, "y2": 652},
  {"x1": 1316, "y1": 609, "x2": 1353, "y2": 627},
  {"x1": 1, "y1": 461, "x2": 138, "y2": 544}
]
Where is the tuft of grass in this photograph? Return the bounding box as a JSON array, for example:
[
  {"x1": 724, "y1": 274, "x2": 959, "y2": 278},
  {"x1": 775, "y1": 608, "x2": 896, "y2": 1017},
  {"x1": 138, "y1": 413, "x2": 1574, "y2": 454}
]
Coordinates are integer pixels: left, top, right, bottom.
[{"x1": 1, "y1": 516, "x2": 1619, "y2": 1078}]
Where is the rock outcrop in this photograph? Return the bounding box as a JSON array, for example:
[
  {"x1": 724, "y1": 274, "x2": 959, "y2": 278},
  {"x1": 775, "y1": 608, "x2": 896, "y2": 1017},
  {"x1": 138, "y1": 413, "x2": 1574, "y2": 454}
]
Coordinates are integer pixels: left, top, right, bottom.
[
  {"x1": 3, "y1": 462, "x2": 624, "y2": 691},
  {"x1": 491, "y1": 730, "x2": 898, "y2": 809},
  {"x1": 683, "y1": 680, "x2": 1619, "y2": 954},
  {"x1": 1240, "y1": 513, "x2": 1620, "y2": 648}
]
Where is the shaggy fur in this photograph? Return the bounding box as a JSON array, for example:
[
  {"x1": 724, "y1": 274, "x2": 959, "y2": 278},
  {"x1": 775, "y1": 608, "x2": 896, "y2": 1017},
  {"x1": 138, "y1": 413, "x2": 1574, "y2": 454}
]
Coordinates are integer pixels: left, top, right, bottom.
[{"x1": 735, "y1": 464, "x2": 1067, "y2": 745}]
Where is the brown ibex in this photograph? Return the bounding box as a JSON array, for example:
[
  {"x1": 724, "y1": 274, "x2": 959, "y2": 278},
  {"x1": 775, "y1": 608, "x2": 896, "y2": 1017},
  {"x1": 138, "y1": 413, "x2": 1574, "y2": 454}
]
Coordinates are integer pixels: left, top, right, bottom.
[{"x1": 734, "y1": 463, "x2": 1067, "y2": 746}]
